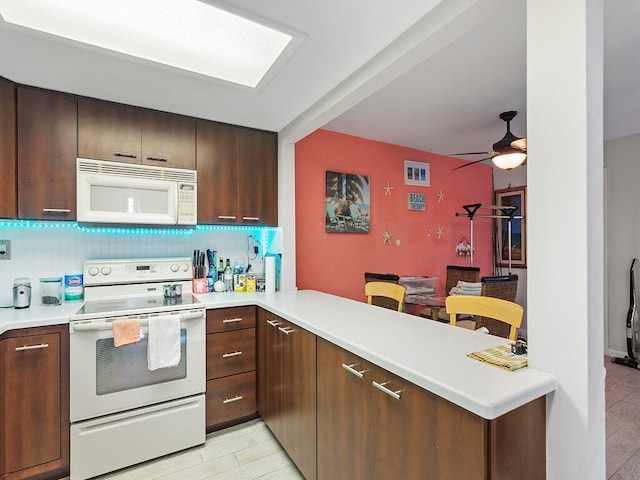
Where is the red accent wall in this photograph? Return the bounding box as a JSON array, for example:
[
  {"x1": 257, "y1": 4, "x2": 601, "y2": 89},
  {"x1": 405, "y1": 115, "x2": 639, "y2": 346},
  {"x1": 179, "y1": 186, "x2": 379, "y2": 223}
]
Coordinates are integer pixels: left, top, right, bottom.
[{"x1": 295, "y1": 129, "x2": 494, "y2": 303}]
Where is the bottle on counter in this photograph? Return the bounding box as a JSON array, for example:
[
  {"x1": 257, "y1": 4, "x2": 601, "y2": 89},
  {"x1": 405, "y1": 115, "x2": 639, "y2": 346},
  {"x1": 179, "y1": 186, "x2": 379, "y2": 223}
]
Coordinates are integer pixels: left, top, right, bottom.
[
  {"x1": 219, "y1": 258, "x2": 225, "y2": 282},
  {"x1": 224, "y1": 259, "x2": 233, "y2": 292}
]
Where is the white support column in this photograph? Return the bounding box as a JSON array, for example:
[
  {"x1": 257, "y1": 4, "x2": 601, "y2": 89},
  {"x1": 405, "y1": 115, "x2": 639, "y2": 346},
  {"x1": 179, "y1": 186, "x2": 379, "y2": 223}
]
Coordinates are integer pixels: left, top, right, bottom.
[{"x1": 527, "y1": 1, "x2": 605, "y2": 478}]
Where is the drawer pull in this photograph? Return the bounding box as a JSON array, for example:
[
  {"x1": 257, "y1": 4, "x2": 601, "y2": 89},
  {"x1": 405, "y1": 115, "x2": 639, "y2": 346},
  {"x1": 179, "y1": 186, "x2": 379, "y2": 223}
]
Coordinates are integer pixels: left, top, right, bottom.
[
  {"x1": 114, "y1": 152, "x2": 138, "y2": 159},
  {"x1": 342, "y1": 363, "x2": 365, "y2": 379},
  {"x1": 266, "y1": 319, "x2": 280, "y2": 328},
  {"x1": 15, "y1": 343, "x2": 49, "y2": 351},
  {"x1": 42, "y1": 208, "x2": 70, "y2": 214},
  {"x1": 242, "y1": 216, "x2": 260, "y2": 222},
  {"x1": 223, "y1": 395, "x2": 243, "y2": 404},
  {"x1": 223, "y1": 317, "x2": 243, "y2": 324},
  {"x1": 218, "y1": 215, "x2": 237, "y2": 220},
  {"x1": 372, "y1": 381, "x2": 402, "y2": 400},
  {"x1": 278, "y1": 326, "x2": 295, "y2": 335},
  {"x1": 222, "y1": 351, "x2": 243, "y2": 358},
  {"x1": 146, "y1": 155, "x2": 168, "y2": 162}
]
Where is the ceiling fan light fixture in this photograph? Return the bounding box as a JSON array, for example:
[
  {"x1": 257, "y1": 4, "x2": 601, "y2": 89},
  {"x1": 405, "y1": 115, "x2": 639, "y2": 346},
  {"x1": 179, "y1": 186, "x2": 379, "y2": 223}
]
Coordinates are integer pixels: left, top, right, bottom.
[{"x1": 491, "y1": 151, "x2": 527, "y2": 170}]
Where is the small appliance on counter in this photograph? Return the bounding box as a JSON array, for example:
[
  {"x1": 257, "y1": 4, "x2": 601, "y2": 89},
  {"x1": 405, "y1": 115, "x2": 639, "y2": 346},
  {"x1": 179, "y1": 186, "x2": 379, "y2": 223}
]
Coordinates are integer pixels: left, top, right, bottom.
[{"x1": 13, "y1": 278, "x2": 31, "y2": 309}]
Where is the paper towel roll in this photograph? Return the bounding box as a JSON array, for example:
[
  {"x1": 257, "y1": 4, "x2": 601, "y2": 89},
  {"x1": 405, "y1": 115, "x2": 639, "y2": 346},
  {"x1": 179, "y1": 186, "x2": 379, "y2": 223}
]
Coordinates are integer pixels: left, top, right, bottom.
[{"x1": 265, "y1": 255, "x2": 276, "y2": 293}]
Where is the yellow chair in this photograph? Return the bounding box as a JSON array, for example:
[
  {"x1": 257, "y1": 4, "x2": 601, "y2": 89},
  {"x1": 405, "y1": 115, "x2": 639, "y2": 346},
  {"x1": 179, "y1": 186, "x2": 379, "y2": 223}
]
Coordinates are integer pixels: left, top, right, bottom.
[
  {"x1": 445, "y1": 295, "x2": 523, "y2": 341},
  {"x1": 365, "y1": 281, "x2": 406, "y2": 312}
]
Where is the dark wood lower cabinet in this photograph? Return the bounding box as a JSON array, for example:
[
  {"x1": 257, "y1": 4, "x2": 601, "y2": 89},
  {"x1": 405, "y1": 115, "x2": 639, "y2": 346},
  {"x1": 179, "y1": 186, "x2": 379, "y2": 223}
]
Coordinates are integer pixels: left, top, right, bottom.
[
  {"x1": 257, "y1": 309, "x2": 316, "y2": 480},
  {"x1": 0, "y1": 325, "x2": 69, "y2": 480},
  {"x1": 316, "y1": 337, "x2": 546, "y2": 480}
]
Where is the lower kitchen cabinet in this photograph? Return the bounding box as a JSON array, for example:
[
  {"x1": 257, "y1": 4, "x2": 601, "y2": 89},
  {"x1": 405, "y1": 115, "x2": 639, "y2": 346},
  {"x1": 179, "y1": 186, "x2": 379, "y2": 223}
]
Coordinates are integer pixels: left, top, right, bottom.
[
  {"x1": 0, "y1": 324, "x2": 70, "y2": 480},
  {"x1": 257, "y1": 308, "x2": 316, "y2": 480},
  {"x1": 206, "y1": 307, "x2": 257, "y2": 430},
  {"x1": 316, "y1": 337, "x2": 546, "y2": 480}
]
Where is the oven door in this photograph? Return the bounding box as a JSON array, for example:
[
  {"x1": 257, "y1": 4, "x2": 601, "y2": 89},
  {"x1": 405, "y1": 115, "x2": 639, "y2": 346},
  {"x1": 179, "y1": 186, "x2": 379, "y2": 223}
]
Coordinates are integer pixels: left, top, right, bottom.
[{"x1": 69, "y1": 309, "x2": 205, "y2": 423}]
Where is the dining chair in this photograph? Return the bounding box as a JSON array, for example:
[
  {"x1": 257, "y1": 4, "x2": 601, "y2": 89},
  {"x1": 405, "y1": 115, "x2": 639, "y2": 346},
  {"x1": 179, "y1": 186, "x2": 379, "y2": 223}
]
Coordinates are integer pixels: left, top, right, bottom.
[
  {"x1": 476, "y1": 274, "x2": 519, "y2": 337},
  {"x1": 420, "y1": 265, "x2": 480, "y2": 320},
  {"x1": 365, "y1": 281, "x2": 406, "y2": 312},
  {"x1": 445, "y1": 295, "x2": 523, "y2": 341}
]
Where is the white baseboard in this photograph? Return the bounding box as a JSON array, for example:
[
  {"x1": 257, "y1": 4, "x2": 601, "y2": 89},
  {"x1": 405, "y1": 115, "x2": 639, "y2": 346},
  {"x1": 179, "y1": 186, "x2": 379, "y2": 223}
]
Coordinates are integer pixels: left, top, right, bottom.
[{"x1": 607, "y1": 347, "x2": 628, "y2": 358}]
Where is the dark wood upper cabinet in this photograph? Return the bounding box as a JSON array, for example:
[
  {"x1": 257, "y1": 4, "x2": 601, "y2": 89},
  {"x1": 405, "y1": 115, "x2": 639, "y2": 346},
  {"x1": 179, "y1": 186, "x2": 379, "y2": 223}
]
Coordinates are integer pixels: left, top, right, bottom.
[
  {"x1": 78, "y1": 98, "x2": 141, "y2": 164},
  {"x1": 197, "y1": 120, "x2": 277, "y2": 226},
  {"x1": 0, "y1": 77, "x2": 16, "y2": 219},
  {"x1": 196, "y1": 120, "x2": 239, "y2": 223},
  {"x1": 237, "y1": 128, "x2": 277, "y2": 225},
  {"x1": 17, "y1": 86, "x2": 77, "y2": 220},
  {"x1": 140, "y1": 109, "x2": 196, "y2": 169},
  {"x1": 78, "y1": 98, "x2": 196, "y2": 169}
]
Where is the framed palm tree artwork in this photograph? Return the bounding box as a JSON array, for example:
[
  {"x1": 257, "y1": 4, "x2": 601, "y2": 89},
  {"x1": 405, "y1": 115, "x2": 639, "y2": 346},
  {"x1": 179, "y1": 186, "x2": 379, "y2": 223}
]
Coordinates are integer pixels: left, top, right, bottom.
[{"x1": 325, "y1": 171, "x2": 370, "y2": 233}]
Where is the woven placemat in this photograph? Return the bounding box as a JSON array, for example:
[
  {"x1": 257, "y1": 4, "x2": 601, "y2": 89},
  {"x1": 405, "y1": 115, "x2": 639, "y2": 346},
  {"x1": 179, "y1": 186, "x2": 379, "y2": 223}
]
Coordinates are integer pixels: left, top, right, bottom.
[{"x1": 467, "y1": 343, "x2": 528, "y2": 371}]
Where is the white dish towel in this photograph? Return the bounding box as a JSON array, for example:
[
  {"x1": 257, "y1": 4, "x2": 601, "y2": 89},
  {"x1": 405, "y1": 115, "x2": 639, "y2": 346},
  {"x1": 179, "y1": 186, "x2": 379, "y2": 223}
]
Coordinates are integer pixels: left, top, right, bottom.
[{"x1": 147, "y1": 313, "x2": 181, "y2": 371}]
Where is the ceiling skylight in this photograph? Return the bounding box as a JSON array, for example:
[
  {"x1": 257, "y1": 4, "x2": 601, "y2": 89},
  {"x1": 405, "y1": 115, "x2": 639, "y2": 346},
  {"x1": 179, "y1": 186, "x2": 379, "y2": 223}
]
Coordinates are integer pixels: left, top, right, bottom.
[{"x1": 0, "y1": 0, "x2": 293, "y2": 88}]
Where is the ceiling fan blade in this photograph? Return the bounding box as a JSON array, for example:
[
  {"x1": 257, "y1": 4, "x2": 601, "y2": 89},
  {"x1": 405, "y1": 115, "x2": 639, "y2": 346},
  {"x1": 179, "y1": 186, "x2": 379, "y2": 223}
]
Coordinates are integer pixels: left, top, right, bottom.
[
  {"x1": 450, "y1": 151, "x2": 492, "y2": 156},
  {"x1": 452, "y1": 156, "x2": 492, "y2": 171}
]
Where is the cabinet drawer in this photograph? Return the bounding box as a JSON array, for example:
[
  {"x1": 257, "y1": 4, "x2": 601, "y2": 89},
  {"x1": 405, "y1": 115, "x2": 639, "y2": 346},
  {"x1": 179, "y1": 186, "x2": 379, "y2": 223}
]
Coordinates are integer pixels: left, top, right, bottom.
[
  {"x1": 206, "y1": 306, "x2": 256, "y2": 333},
  {"x1": 206, "y1": 371, "x2": 256, "y2": 427},
  {"x1": 207, "y1": 329, "x2": 255, "y2": 380}
]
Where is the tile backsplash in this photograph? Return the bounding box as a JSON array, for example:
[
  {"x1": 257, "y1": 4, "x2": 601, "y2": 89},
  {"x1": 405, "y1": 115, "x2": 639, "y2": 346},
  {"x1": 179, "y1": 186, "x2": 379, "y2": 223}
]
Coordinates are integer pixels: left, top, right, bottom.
[{"x1": 0, "y1": 224, "x2": 281, "y2": 307}]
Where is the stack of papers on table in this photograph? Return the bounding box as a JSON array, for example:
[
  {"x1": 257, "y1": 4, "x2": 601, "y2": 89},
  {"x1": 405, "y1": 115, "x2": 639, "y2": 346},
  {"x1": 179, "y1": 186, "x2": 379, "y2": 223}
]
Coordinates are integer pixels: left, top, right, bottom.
[
  {"x1": 467, "y1": 344, "x2": 528, "y2": 371},
  {"x1": 449, "y1": 281, "x2": 482, "y2": 296}
]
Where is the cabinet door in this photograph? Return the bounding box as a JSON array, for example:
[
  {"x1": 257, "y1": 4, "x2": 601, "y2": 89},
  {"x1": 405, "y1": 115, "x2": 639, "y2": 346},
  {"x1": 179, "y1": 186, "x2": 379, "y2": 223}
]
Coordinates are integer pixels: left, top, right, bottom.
[
  {"x1": 370, "y1": 364, "x2": 487, "y2": 480},
  {"x1": 256, "y1": 309, "x2": 283, "y2": 439},
  {"x1": 196, "y1": 119, "x2": 239, "y2": 224},
  {"x1": 0, "y1": 77, "x2": 16, "y2": 219},
  {"x1": 78, "y1": 98, "x2": 142, "y2": 163},
  {"x1": 237, "y1": 128, "x2": 278, "y2": 226},
  {"x1": 1, "y1": 333, "x2": 61, "y2": 474},
  {"x1": 17, "y1": 87, "x2": 78, "y2": 220},
  {"x1": 317, "y1": 338, "x2": 374, "y2": 480},
  {"x1": 280, "y1": 320, "x2": 316, "y2": 480},
  {"x1": 141, "y1": 110, "x2": 196, "y2": 169}
]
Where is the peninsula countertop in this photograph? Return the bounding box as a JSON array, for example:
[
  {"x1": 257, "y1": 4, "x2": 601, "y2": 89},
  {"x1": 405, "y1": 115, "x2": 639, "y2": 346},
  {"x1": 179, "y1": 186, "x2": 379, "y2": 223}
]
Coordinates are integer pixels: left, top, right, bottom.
[{"x1": 0, "y1": 289, "x2": 556, "y2": 420}]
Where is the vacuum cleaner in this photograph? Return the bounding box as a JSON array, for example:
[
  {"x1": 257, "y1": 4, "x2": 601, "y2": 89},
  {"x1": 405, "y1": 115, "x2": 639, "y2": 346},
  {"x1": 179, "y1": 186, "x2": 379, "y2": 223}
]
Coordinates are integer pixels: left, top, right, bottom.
[{"x1": 612, "y1": 258, "x2": 640, "y2": 369}]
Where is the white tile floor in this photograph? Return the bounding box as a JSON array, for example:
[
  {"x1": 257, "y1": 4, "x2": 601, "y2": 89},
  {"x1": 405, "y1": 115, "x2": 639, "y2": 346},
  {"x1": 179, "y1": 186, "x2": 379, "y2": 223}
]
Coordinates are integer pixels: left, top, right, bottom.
[{"x1": 91, "y1": 419, "x2": 304, "y2": 480}]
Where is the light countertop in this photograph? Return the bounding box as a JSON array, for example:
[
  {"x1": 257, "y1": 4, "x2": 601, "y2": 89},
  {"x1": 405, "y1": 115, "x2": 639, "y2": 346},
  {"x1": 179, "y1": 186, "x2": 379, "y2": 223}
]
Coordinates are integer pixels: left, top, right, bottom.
[{"x1": 0, "y1": 289, "x2": 556, "y2": 420}]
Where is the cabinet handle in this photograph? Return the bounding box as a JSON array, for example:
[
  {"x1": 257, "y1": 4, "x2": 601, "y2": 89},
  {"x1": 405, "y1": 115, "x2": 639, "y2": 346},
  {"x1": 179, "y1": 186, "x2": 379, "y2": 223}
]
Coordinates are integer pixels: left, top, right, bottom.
[
  {"x1": 146, "y1": 155, "x2": 168, "y2": 162},
  {"x1": 266, "y1": 319, "x2": 280, "y2": 328},
  {"x1": 242, "y1": 216, "x2": 260, "y2": 222},
  {"x1": 222, "y1": 317, "x2": 243, "y2": 324},
  {"x1": 42, "y1": 208, "x2": 70, "y2": 214},
  {"x1": 114, "y1": 152, "x2": 138, "y2": 159},
  {"x1": 222, "y1": 351, "x2": 243, "y2": 358},
  {"x1": 372, "y1": 381, "x2": 402, "y2": 400},
  {"x1": 218, "y1": 215, "x2": 237, "y2": 220},
  {"x1": 223, "y1": 395, "x2": 243, "y2": 404},
  {"x1": 342, "y1": 363, "x2": 365, "y2": 379},
  {"x1": 15, "y1": 343, "x2": 49, "y2": 351},
  {"x1": 278, "y1": 326, "x2": 295, "y2": 335}
]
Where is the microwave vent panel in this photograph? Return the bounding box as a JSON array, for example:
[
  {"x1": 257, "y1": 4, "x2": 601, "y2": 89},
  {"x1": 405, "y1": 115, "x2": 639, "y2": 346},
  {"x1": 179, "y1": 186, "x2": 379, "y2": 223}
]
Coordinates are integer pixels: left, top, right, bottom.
[{"x1": 77, "y1": 158, "x2": 196, "y2": 183}]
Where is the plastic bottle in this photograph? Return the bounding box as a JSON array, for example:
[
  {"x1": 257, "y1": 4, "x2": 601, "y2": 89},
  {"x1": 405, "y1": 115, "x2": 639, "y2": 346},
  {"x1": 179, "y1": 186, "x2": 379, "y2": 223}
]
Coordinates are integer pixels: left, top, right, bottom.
[{"x1": 224, "y1": 259, "x2": 233, "y2": 292}]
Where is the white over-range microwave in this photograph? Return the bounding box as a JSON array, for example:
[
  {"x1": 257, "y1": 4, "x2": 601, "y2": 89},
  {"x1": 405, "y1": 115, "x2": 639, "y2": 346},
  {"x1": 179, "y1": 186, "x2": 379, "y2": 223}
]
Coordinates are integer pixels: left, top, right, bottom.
[{"x1": 76, "y1": 158, "x2": 197, "y2": 226}]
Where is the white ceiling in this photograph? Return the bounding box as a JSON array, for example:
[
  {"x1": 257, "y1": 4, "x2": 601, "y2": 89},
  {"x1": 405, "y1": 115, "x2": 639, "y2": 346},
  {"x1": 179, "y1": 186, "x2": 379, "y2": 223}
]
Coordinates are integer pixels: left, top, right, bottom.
[{"x1": 1, "y1": 0, "x2": 637, "y2": 163}]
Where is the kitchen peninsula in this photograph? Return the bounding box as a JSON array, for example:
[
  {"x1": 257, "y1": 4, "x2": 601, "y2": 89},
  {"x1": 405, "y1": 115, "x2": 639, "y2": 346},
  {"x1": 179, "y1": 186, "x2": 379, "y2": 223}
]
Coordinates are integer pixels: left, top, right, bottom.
[{"x1": 0, "y1": 290, "x2": 555, "y2": 480}]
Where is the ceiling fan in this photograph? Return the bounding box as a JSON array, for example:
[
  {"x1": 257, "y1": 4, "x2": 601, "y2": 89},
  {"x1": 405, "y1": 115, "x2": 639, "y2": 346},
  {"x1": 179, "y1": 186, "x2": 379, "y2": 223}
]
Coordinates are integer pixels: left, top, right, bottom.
[{"x1": 451, "y1": 111, "x2": 527, "y2": 170}]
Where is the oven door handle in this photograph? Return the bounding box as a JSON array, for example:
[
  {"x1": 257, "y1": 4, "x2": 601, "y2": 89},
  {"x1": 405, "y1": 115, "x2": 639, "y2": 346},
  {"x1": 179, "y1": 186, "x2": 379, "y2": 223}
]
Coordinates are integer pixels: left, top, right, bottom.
[{"x1": 70, "y1": 309, "x2": 205, "y2": 332}]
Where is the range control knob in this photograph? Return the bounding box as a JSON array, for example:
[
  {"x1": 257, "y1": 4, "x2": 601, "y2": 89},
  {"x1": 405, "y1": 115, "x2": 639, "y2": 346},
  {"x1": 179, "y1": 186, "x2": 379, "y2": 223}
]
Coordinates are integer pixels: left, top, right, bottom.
[
  {"x1": 88, "y1": 266, "x2": 99, "y2": 276},
  {"x1": 101, "y1": 266, "x2": 112, "y2": 276},
  {"x1": 170, "y1": 264, "x2": 179, "y2": 272},
  {"x1": 181, "y1": 263, "x2": 190, "y2": 272}
]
